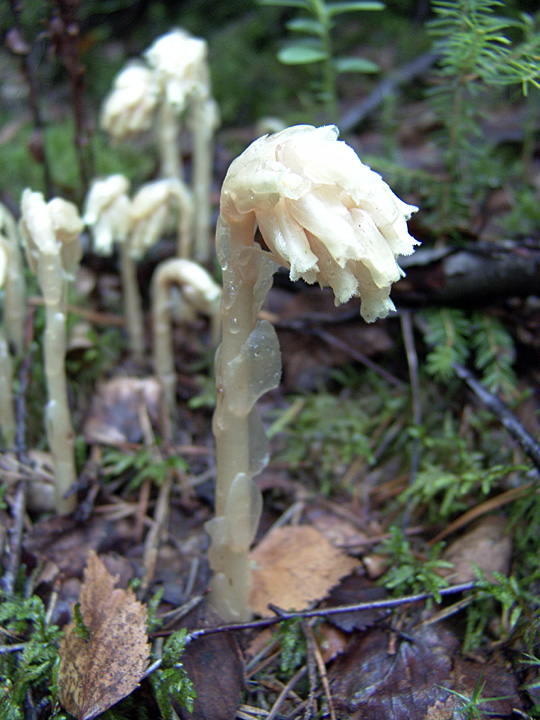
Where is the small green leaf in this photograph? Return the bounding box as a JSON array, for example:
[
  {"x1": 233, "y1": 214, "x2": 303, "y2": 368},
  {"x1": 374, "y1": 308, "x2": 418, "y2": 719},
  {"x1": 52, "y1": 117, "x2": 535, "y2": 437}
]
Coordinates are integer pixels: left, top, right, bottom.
[
  {"x1": 278, "y1": 45, "x2": 328, "y2": 64},
  {"x1": 73, "y1": 602, "x2": 90, "y2": 641},
  {"x1": 286, "y1": 17, "x2": 326, "y2": 36},
  {"x1": 327, "y1": 1, "x2": 384, "y2": 17},
  {"x1": 334, "y1": 56, "x2": 380, "y2": 73}
]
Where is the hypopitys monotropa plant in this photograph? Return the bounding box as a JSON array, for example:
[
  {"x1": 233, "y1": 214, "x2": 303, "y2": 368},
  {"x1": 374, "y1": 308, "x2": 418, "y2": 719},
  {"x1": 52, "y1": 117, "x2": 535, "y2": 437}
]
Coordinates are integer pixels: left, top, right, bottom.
[
  {"x1": 0, "y1": 241, "x2": 14, "y2": 444},
  {"x1": 85, "y1": 175, "x2": 193, "y2": 357},
  {"x1": 0, "y1": 202, "x2": 26, "y2": 357},
  {"x1": 144, "y1": 28, "x2": 206, "y2": 182},
  {"x1": 0, "y1": 203, "x2": 26, "y2": 445},
  {"x1": 101, "y1": 29, "x2": 216, "y2": 262},
  {"x1": 130, "y1": 178, "x2": 193, "y2": 260},
  {"x1": 151, "y1": 258, "x2": 221, "y2": 415},
  {"x1": 83, "y1": 174, "x2": 145, "y2": 356},
  {"x1": 207, "y1": 124, "x2": 419, "y2": 621},
  {"x1": 20, "y1": 189, "x2": 84, "y2": 515},
  {"x1": 144, "y1": 28, "x2": 217, "y2": 262}
]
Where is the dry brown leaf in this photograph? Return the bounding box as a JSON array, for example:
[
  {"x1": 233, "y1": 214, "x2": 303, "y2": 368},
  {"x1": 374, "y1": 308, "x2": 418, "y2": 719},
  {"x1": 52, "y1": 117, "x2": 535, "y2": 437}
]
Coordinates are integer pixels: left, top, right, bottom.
[
  {"x1": 83, "y1": 377, "x2": 162, "y2": 445},
  {"x1": 330, "y1": 625, "x2": 522, "y2": 719},
  {"x1": 250, "y1": 525, "x2": 359, "y2": 617},
  {"x1": 440, "y1": 515, "x2": 512, "y2": 584},
  {"x1": 174, "y1": 601, "x2": 245, "y2": 720},
  {"x1": 58, "y1": 551, "x2": 150, "y2": 720}
]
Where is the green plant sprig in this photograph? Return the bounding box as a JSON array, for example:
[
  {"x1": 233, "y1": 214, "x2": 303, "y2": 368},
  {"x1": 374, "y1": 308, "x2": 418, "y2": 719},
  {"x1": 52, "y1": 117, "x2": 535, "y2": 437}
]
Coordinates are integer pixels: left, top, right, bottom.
[
  {"x1": 438, "y1": 675, "x2": 510, "y2": 720},
  {"x1": 403, "y1": 414, "x2": 524, "y2": 521},
  {"x1": 462, "y1": 565, "x2": 540, "y2": 653},
  {"x1": 0, "y1": 594, "x2": 64, "y2": 720},
  {"x1": 259, "y1": 0, "x2": 383, "y2": 122},
  {"x1": 149, "y1": 630, "x2": 197, "y2": 719},
  {"x1": 377, "y1": 527, "x2": 453, "y2": 603},
  {"x1": 421, "y1": 308, "x2": 518, "y2": 400},
  {"x1": 426, "y1": 0, "x2": 540, "y2": 231},
  {"x1": 102, "y1": 445, "x2": 189, "y2": 494}
]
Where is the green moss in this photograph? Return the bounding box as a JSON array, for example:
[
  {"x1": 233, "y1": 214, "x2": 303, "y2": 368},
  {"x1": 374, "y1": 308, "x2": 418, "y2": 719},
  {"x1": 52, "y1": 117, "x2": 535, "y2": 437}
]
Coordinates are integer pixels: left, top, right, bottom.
[{"x1": 0, "y1": 118, "x2": 154, "y2": 201}]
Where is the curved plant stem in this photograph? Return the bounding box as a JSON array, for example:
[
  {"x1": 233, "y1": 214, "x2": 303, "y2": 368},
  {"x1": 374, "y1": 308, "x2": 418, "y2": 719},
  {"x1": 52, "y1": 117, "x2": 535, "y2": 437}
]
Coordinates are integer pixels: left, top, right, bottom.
[
  {"x1": 157, "y1": 100, "x2": 183, "y2": 181},
  {"x1": 44, "y1": 284, "x2": 76, "y2": 514},
  {"x1": 206, "y1": 215, "x2": 281, "y2": 621},
  {"x1": 119, "y1": 240, "x2": 145, "y2": 356}
]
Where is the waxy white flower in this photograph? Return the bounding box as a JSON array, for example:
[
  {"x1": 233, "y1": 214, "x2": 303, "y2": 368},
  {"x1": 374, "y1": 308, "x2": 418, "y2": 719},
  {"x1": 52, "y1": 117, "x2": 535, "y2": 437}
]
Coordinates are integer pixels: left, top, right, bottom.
[
  {"x1": 221, "y1": 124, "x2": 419, "y2": 322},
  {"x1": 0, "y1": 241, "x2": 7, "y2": 288},
  {"x1": 84, "y1": 175, "x2": 132, "y2": 255},
  {"x1": 21, "y1": 190, "x2": 83, "y2": 298},
  {"x1": 129, "y1": 178, "x2": 192, "y2": 258},
  {"x1": 100, "y1": 63, "x2": 158, "y2": 140},
  {"x1": 145, "y1": 29, "x2": 208, "y2": 111},
  {"x1": 19, "y1": 189, "x2": 83, "y2": 514}
]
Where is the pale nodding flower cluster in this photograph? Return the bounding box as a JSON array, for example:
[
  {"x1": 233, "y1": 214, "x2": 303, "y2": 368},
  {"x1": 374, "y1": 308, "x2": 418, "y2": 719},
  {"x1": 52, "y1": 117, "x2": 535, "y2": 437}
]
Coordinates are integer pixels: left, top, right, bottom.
[
  {"x1": 20, "y1": 189, "x2": 84, "y2": 515},
  {"x1": 100, "y1": 28, "x2": 217, "y2": 262},
  {"x1": 208, "y1": 124, "x2": 419, "y2": 621},
  {"x1": 222, "y1": 124, "x2": 419, "y2": 322}
]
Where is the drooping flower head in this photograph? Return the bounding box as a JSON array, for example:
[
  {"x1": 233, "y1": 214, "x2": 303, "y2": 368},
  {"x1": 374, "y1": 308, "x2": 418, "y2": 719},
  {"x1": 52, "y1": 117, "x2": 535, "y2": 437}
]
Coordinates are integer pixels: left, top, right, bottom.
[
  {"x1": 20, "y1": 190, "x2": 83, "y2": 302},
  {"x1": 129, "y1": 178, "x2": 192, "y2": 258},
  {"x1": 84, "y1": 175, "x2": 132, "y2": 255},
  {"x1": 100, "y1": 63, "x2": 158, "y2": 141},
  {"x1": 144, "y1": 28, "x2": 209, "y2": 111},
  {"x1": 221, "y1": 124, "x2": 419, "y2": 322}
]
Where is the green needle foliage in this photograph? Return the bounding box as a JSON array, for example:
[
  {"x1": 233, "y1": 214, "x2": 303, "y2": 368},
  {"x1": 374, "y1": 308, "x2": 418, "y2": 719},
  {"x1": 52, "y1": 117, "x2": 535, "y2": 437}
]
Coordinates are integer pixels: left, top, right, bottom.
[
  {"x1": 426, "y1": 0, "x2": 540, "y2": 231},
  {"x1": 471, "y1": 313, "x2": 517, "y2": 399},
  {"x1": 275, "y1": 618, "x2": 307, "y2": 677},
  {"x1": 102, "y1": 445, "x2": 189, "y2": 494},
  {"x1": 422, "y1": 308, "x2": 472, "y2": 382},
  {"x1": 0, "y1": 594, "x2": 63, "y2": 720},
  {"x1": 149, "y1": 630, "x2": 197, "y2": 718},
  {"x1": 403, "y1": 414, "x2": 522, "y2": 521},
  {"x1": 258, "y1": 0, "x2": 383, "y2": 122},
  {"x1": 439, "y1": 675, "x2": 510, "y2": 719},
  {"x1": 271, "y1": 379, "x2": 407, "y2": 495},
  {"x1": 463, "y1": 566, "x2": 540, "y2": 653},
  {"x1": 421, "y1": 308, "x2": 518, "y2": 399}
]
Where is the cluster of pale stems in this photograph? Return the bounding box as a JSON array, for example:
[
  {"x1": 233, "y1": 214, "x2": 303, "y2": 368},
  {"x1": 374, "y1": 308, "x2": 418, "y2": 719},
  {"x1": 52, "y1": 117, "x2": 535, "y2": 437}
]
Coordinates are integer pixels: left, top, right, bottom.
[
  {"x1": 100, "y1": 28, "x2": 219, "y2": 264},
  {"x1": 0, "y1": 120, "x2": 418, "y2": 621}
]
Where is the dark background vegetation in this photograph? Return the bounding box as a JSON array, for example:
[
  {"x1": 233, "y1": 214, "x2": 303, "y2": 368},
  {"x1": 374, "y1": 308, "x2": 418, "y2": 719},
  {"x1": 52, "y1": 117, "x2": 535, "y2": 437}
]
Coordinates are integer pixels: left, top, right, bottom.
[{"x1": 2, "y1": 1, "x2": 540, "y2": 718}]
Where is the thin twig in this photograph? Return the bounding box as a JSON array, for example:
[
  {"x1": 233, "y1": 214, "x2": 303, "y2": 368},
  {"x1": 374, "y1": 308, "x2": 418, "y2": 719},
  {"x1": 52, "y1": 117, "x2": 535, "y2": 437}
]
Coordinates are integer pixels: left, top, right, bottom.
[
  {"x1": 1, "y1": 482, "x2": 25, "y2": 596},
  {"x1": 340, "y1": 51, "x2": 440, "y2": 133},
  {"x1": 454, "y1": 363, "x2": 540, "y2": 471},
  {"x1": 303, "y1": 621, "x2": 336, "y2": 720},
  {"x1": 266, "y1": 666, "x2": 307, "y2": 720},
  {"x1": 141, "y1": 583, "x2": 477, "y2": 683},
  {"x1": 430, "y1": 483, "x2": 533, "y2": 545},
  {"x1": 49, "y1": 0, "x2": 93, "y2": 196},
  {"x1": 139, "y1": 473, "x2": 172, "y2": 600},
  {"x1": 303, "y1": 620, "x2": 318, "y2": 720},
  {"x1": 177, "y1": 582, "x2": 476, "y2": 647},
  {"x1": 313, "y1": 328, "x2": 406, "y2": 389},
  {"x1": 267, "y1": 311, "x2": 407, "y2": 424},
  {"x1": 6, "y1": 2, "x2": 54, "y2": 196}
]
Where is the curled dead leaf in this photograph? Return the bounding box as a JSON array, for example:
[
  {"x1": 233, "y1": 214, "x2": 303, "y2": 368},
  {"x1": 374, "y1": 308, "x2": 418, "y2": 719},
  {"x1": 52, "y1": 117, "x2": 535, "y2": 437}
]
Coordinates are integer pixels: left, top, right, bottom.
[{"x1": 58, "y1": 551, "x2": 150, "y2": 720}]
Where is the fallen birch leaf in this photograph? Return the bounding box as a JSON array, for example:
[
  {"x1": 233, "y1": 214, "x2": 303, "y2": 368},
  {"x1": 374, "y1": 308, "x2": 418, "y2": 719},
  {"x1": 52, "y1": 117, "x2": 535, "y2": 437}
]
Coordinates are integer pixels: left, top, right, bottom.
[
  {"x1": 250, "y1": 525, "x2": 359, "y2": 617},
  {"x1": 440, "y1": 515, "x2": 512, "y2": 584},
  {"x1": 58, "y1": 551, "x2": 150, "y2": 720}
]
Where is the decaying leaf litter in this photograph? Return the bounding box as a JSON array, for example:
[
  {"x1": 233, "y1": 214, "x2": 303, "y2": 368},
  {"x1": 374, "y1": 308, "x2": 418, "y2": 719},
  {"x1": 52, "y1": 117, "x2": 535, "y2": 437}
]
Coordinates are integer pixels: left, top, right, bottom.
[{"x1": 1, "y1": 3, "x2": 540, "y2": 720}]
